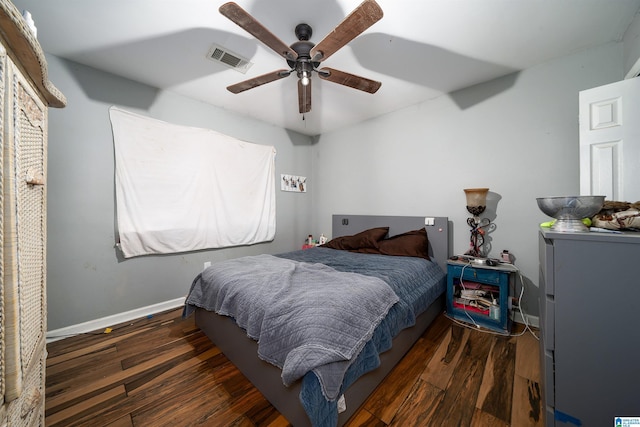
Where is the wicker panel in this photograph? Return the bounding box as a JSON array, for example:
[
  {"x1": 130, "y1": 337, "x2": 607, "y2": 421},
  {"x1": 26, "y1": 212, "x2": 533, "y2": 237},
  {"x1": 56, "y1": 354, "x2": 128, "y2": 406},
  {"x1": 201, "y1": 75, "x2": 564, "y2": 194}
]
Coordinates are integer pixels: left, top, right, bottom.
[
  {"x1": 0, "y1": 42, "x2": 5, "y2": 408},
  {"x1": 14, "y1": 81, "x2": 46, "y2": 372},
  {"x1": 4, "y1": 342, "x2": 44, "y2": 427},
  {"x1": 2, "y1": 63, "x2": 47, "y2": 405}
]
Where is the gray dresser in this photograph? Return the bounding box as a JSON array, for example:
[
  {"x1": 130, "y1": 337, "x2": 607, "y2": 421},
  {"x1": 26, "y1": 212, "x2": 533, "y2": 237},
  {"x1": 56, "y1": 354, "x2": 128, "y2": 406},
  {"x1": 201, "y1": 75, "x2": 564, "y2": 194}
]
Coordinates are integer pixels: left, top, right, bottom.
[{"x1": 539, "y1": 228, "x2": 640, "y2": 426}]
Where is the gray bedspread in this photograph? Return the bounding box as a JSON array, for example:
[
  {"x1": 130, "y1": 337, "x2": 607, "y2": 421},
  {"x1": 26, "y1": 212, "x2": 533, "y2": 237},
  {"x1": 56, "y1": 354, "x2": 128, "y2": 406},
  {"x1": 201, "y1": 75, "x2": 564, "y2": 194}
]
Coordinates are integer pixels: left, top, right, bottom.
[{"x1": 184, "y1": 254, "x2": 399, "y2": 400}]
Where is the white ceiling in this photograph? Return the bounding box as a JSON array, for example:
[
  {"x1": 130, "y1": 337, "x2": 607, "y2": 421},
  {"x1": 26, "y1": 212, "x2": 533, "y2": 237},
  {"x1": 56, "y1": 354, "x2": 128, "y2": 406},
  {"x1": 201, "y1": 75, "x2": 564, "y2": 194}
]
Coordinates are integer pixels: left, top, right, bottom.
[{"x1": 12, "y1": 0, "x2": 640, "y2": 136}]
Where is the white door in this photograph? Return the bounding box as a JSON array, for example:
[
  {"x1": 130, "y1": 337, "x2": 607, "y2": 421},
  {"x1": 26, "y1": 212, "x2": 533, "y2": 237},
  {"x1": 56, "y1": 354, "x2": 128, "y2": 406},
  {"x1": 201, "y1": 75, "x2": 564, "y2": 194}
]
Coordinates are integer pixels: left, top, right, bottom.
[{"x1": 579, "y1": 77, "x2": 640, "y2": 203}]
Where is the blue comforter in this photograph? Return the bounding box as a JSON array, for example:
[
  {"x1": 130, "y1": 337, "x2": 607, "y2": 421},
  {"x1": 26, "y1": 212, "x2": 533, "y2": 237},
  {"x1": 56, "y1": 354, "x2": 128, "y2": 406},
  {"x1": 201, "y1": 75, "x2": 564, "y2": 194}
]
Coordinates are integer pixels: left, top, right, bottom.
[
  {"x1": 275, "y1": 248, "x2": 446, "y2": 426},
  {"x1": 185, "y1": 247, "x2": 445, "y2": 427},
  {"x1": 184, "y1": 253, "x2": 398, "y2": 400}
]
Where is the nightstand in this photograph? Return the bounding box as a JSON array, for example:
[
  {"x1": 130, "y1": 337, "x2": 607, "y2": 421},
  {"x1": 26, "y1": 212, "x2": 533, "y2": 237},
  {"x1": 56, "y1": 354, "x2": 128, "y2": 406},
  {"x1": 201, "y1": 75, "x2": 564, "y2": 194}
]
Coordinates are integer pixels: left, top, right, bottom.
[{"x1": 446, "y1": 260, "x2": 516, "y2": 334}]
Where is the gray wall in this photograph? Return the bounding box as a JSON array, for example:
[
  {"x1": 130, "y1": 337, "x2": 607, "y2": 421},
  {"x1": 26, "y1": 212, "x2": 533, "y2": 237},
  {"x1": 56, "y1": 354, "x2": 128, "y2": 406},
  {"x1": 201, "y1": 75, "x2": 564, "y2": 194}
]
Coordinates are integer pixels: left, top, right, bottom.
[
  {"x1": 45, "y1": 41, "x2": 627, "y2": 330},
  {"x1": 309, "y1": 43, "x2": 625, "y2": 317},
  {"x1": 45, "y1": 56, "x2": 313, "y2": 330}
]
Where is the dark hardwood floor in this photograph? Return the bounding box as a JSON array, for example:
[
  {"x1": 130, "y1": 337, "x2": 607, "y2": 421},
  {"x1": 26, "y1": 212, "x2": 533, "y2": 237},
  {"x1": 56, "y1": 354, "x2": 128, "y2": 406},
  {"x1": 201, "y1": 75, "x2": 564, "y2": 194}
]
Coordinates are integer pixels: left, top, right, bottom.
[{"x1": 45, "y1": 307, "x2": 542, "y2": 426}]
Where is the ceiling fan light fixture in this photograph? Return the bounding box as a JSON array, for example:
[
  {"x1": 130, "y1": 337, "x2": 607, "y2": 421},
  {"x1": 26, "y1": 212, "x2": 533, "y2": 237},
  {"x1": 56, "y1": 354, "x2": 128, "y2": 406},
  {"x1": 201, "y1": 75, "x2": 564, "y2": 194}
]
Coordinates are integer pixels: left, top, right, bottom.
[{"x1": 301, "y1": 71, "x2": 310, "y2": 86}]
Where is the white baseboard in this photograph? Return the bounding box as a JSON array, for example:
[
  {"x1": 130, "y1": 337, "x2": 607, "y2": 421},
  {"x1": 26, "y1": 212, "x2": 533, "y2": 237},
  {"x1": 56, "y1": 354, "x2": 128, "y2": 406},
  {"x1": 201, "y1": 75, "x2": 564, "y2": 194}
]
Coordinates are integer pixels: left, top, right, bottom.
[
  {"x1": 46, "y1": 297, "x2": 186, "y2": 343},
  {"x1": 511, "y1": 310, "x2": 539, "y2": 329}
]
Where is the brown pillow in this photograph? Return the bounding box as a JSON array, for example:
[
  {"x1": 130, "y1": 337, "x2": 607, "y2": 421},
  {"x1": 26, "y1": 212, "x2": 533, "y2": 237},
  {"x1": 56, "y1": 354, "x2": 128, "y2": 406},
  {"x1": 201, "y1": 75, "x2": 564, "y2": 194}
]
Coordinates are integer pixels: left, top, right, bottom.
[
  {"x1": 377, "y1": 228, "x2": 430, "y2": 260},
  {"x1": 322, "y1": 227, "x2": 389, "y2": 250}
]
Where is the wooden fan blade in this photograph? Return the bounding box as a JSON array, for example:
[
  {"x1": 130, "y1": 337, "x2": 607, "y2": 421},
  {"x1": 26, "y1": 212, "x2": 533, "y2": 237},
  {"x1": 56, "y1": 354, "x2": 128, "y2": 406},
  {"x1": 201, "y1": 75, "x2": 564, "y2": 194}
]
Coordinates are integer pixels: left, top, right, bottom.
[
  {"x1": 298, "y1": 79, "x2": 312, "y2": 113},
  {"x1": 318, "y1": 67, "x2": 381, "y2": 93},
  {"x1": 227, "y1": 69, "x2": 291, "y2": 94},
  {"x1": 219, "y1": 2, "x2": 297, "y2": 60},
  {"x1": 310, "y1": 0, "x2": 383, "y2": 62}
]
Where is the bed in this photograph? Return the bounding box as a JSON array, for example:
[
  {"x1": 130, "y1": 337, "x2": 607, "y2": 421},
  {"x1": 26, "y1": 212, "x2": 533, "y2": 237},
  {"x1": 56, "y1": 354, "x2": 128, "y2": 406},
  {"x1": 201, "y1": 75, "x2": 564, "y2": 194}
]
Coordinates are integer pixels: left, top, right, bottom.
[{"x1": 184, "y1": 215, "x2": 450, "y2": 426}]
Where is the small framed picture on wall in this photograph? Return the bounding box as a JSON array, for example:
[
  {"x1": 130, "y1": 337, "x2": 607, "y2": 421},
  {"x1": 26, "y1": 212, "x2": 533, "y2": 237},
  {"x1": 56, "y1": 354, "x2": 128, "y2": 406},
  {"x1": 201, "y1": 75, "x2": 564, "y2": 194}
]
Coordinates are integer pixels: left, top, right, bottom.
[{"x1": 281, "y1": 174, "x2": 306, "y2": 192}]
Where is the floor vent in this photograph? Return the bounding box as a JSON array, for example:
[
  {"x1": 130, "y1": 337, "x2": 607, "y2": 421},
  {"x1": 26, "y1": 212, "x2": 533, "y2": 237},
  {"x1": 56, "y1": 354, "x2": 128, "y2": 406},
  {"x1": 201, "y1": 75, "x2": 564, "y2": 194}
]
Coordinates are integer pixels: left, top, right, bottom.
[{"x1": 207, "y1": 44, "x2": 253, "y2": 74}]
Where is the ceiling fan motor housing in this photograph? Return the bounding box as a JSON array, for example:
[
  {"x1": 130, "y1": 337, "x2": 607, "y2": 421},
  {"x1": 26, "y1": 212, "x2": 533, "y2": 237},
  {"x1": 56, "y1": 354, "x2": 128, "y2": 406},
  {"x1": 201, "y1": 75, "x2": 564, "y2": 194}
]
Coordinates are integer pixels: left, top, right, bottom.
[
  {"x1": 295, "y1": 23, "x2": 312, "y2": 41},
  {"x1": 289, "y1": 24, "x2": 320, "y2": 68},
  {"x1": 289, "y1": 25, "x2": 320, "y2": 79}
]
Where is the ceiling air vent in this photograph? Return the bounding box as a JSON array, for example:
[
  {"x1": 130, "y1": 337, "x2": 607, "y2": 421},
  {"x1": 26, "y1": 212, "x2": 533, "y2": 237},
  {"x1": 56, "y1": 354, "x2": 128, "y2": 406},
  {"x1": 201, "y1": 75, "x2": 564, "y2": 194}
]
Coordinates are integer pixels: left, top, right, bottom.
[{"x1": 207, "y1": 44, "x2": 253, "y2": 74}]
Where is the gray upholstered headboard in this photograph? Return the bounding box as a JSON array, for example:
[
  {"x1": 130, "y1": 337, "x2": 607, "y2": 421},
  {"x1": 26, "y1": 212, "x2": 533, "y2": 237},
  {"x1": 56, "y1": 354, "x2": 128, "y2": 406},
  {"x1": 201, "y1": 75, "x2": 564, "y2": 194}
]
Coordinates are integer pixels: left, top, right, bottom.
[{"x1": 331, "y1": 215, "x2": 450, "y2": 272}]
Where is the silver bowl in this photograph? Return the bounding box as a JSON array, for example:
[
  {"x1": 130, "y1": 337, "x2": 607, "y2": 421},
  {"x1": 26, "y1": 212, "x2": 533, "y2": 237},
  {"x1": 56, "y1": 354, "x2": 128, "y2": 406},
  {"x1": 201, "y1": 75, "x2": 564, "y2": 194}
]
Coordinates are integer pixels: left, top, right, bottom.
[{"x1": 536, "y1": 196, "x2": 605, "y2": 232}]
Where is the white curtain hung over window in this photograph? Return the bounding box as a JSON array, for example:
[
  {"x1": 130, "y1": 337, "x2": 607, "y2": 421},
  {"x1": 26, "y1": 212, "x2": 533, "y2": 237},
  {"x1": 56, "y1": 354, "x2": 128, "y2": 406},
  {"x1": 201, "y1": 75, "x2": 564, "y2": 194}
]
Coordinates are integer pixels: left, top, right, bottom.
[{"x1": 109, "y1": 107, "x2": 276, "y2": 258}]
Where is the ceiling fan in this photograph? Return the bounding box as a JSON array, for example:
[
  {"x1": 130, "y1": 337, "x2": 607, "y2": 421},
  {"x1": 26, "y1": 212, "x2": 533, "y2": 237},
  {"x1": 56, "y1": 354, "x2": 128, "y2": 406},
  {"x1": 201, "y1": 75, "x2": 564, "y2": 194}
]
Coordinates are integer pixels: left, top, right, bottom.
[{"x1": 219, "y1": 0, "x2": 383, "y2": 114}]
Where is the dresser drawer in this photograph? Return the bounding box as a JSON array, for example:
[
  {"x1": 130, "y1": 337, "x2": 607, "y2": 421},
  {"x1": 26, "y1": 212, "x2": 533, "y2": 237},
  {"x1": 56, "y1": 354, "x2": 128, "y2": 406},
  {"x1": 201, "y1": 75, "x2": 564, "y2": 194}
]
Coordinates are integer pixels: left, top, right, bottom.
[
  {"x1": 543, "y1": 350, "x2": 555, "y2": 408},
  {"x1": 539, "y1": 232, "x2": 555, "y2": 296},
  {"x1": 4, "y1": 341, "x2": 45, "y2": 426},
  {"x1": 542, "y1": 295, "x2": 554, "y2": 352}
]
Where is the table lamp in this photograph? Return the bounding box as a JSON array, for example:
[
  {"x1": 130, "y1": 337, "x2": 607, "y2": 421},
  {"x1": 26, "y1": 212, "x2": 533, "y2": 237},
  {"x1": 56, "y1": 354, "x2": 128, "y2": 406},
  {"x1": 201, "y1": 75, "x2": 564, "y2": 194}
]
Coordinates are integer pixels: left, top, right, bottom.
[{"x1": 464, "y1": 188, "x2": 490, "y2": 257}]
